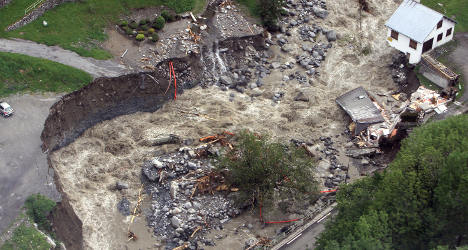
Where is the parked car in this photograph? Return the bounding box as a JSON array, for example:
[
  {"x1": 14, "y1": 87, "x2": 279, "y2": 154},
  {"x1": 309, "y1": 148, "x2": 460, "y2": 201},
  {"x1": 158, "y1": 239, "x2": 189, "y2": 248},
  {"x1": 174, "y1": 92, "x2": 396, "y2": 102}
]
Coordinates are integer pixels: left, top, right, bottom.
[{"x1": 0, "y1": 101, "x2": 13, "y2": 117}]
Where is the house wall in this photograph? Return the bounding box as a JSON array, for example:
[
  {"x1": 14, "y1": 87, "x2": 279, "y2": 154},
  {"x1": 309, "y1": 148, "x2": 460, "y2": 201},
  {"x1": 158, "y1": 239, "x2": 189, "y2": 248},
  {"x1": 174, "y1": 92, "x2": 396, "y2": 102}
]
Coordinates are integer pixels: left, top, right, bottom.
[
  {"x1": 423, "y1": 17, "x2": 455, "y2": 48},
  {"x1": 386, "y1": 18, "x2": 455, "y2": 64},
  {"x1": 386, "y1": 28, "x2": 423, "y2": 64}
]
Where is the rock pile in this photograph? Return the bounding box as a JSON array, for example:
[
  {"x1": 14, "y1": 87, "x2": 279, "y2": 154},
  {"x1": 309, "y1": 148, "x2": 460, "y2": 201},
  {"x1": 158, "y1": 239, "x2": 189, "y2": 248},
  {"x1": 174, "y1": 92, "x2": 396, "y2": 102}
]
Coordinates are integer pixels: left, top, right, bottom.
[{"x1": 141, "y1": 146, "x2": 241, "y2": 249}]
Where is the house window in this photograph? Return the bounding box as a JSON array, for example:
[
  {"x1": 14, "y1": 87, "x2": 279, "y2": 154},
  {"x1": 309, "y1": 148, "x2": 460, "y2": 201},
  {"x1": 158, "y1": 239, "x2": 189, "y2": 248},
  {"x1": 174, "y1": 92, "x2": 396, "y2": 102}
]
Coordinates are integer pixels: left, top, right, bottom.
[
  {"x1": 437, "y1": 33, "x2": 443, "y2": 41},
  {"x1": 409, "y1": 39, "x2": 417, "y2": 49},
  {"x1": 446, "y1": 28, "x2": 452, "y2": 37},
  {"x1": 437, "y1": 20, "x2": 443, "y2": 29},
  {"x1": 391, "y1": 29, "x2": 399, "y2": 40}
]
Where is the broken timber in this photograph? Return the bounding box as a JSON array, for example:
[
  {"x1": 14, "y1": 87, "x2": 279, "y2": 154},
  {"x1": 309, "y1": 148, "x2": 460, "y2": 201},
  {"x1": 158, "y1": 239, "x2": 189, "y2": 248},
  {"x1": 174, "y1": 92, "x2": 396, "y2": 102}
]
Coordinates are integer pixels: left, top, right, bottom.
[{"x1": 421, "y1": 54, "x2": 458, "y2": 81}]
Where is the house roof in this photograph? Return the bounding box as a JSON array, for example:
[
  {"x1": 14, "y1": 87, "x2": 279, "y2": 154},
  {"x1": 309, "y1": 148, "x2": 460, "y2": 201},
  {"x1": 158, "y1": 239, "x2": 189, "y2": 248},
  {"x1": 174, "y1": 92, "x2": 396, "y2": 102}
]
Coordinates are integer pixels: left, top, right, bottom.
[
  {"x1": 385, "y1": 0, "x2": 451, "y2": 43},
  {"x1": 336, "y1": 87, "x2": 384, "y2": 135}
]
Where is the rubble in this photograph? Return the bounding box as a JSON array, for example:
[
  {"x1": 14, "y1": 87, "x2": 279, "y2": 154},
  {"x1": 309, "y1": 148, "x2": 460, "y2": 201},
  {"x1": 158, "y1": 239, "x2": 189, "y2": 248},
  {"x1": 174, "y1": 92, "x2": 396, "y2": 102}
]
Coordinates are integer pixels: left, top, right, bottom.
[{"x1": 143, "y1": 145, "x2": 241, "y2": 247}]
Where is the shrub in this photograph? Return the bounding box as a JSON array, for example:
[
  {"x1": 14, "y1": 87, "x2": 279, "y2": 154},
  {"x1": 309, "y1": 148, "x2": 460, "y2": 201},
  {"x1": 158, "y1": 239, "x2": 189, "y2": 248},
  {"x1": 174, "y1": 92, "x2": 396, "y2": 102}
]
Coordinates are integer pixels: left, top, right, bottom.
[
  {"x1": 119, "y1": 20, "x2": 128, "y2": 26},
  {"x1": 216, "y1": 130, "x2": 318, "y2": 208},
  {"x1": 140, "y1": 24, "x2": 149, "y2": 31},
  {"x1": 258, "y1": 0, "x2": 285, "y2": 31},
  {"x1": 124, "y1": 27, "x2": 133, "y2": 35},
  {"x1": 24, "y1": 194, "x2": 56, "y2": 231},
  {"x1": 161, "y1": 10, "x2": 175, "y2": 22},
  {"x1": 128, "y1": 21, "x2": 138, "y2": 29},
  {"x1": 148, "y1": 28, "x2": 155, "y2": 34},
  {"x1": 150, "y1": 33, "x2": 159, "y2": 42},
  {"x1": 153, "y1": 16, "x2": 166, "y2": 30},
  {"x1": 139, "y1": 19, "x2": 149, "y2": 25},
  {"x1": 135, "y1": 34, "x2": 145, "y2": 41}
]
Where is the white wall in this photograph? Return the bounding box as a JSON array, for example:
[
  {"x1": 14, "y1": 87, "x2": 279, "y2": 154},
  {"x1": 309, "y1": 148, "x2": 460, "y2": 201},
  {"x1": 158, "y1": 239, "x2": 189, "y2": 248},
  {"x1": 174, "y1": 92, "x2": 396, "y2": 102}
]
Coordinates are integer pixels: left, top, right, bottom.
[
  {"x1": 386, "y1": 28, "x2": 423, "y2": 64},
  {"x1": 423, "y1": 17, "x2": 455, "y2": 48},
  {"x1": 386, "y1": 18, "x2": 455, "y2": 64}
]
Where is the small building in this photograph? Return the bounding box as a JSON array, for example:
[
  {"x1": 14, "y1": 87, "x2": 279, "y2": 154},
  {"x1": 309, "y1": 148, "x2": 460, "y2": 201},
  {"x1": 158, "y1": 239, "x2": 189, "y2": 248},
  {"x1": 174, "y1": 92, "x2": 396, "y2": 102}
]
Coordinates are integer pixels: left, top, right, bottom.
[
  {"x1": 385, "y1": 0, "x2": 456, "y2": 64},
  {"x1": 336, "y1": 87, "x2": 384, "y2": 135}
]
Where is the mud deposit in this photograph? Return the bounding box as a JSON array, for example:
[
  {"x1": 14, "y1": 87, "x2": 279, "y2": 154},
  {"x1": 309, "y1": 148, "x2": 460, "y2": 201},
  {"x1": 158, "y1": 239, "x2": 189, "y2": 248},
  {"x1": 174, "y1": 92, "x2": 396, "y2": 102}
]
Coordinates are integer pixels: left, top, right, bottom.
[{"x1": 43, "y1": 0, "x2": 402, "y2": 248}]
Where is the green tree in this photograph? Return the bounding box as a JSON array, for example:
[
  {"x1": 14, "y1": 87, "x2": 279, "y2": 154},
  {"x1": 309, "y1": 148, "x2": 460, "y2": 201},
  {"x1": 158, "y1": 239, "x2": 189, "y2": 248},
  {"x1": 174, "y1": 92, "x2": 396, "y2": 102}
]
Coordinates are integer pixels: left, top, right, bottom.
[
  {"x1": 216, "y1": 130, "x2": 318, "y2": 209},
  {"x1": 258, "y1": 0, "x2": 284, "y2": 30},
  {"x1": 316, "y1": 115, "x2": 468, "y2": 249},
  {"x1": 24, "y1": 194, "x2": 56, "y2": 231}
]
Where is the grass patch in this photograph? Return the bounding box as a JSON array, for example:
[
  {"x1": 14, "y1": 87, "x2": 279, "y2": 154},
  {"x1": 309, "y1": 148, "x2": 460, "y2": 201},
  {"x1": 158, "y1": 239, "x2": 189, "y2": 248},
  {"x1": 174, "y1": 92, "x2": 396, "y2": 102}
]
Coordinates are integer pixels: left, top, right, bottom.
[
  {"x1": 0, "y1": 52, "x2": 92, "y2": 97},
  {"x1": 236, "y1": 0, "x2": 260, "y2": 17},
  {"x1": 0, "y1": 0, "x2": 204, "y2": 59},
  {"x1": 421, "y1": 0, "x2": 468, "y2": 32},
  {"x1": 0, "y1": 224, "x2": 51, "y2": 250}
]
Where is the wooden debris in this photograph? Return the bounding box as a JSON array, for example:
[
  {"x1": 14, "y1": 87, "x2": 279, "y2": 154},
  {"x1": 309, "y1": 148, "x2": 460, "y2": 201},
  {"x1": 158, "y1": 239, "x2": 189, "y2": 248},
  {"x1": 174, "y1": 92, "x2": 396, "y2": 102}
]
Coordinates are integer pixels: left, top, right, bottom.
[
  {"x1": 121, "y1": 49, "x2": 128, "y2": 58},
  {"x1": 173, "y1": 242, "x2": 189, "y2": 250},
  {"x1": 127, "y1": 184, "x2": 144, "y2": 241},
  {"x1": 127, "y1": 231, "x2": 137, "y2": 241},
  {"x1": 187, "y1": 25, "x2": 201, "y2": 43},
  {"x1": 199, "y1": 131, "x2": 234, "y2": 149},
  {"x1": 190, "y1": 12, "x2": 197, "y2": 22},
  {"x1": 246, "y1": 237, "x2": 271, "y2": 250},
  {"x1": 143, "y1": 65, "x2": 155, "y2": 70},
  {"x1": 190, "y1": 226, "x2": 202, "y2": 238}
]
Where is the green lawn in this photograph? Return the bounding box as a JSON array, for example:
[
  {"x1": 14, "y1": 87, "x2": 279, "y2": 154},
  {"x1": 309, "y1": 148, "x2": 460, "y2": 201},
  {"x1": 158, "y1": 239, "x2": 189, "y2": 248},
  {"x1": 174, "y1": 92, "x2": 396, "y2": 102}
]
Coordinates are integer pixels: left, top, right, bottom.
[
  {"x1": 0, "y1": 52, "x2": 92, "y2": 97},
  {"x1": 0, "y1": 0, "x2": 205, "y2": 59},
  {"x1": 422, "y1": 0, "x2": 468, "y2": 32}
]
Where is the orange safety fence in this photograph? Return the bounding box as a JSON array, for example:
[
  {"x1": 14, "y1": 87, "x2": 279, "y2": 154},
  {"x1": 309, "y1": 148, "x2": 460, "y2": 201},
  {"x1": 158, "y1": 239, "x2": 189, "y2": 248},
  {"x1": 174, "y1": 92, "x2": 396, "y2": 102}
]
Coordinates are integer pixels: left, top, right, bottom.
[{"x1": 166, "y1": 61, "x2": 177, "y2": 100}]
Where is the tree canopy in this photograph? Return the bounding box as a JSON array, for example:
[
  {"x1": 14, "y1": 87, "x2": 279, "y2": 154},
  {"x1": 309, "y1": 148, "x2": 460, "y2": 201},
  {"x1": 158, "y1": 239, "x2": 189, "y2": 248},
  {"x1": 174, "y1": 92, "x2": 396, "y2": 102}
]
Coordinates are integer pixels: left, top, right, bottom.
[
  {"x1": 316, "y1": 114, "x2": 468, "y2": 249},
  {"x1": 216, "y1": 130, "x2": 318, "y2": 209}
]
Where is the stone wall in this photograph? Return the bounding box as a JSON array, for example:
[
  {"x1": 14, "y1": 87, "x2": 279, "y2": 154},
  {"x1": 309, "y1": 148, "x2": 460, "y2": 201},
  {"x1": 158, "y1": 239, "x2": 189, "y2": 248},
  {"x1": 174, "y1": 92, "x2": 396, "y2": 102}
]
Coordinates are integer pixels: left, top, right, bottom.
[{"x1": 6, "y1": 0, "x2": 77, "y2": 31}]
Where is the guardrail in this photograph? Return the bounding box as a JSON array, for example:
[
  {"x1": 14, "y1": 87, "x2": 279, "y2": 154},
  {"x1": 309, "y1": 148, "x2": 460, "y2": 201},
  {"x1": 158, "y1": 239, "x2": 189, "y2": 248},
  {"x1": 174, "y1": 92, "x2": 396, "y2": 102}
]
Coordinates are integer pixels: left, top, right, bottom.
[{"x1": 24, "y1": 0, "x2": 45, "y2": 15}]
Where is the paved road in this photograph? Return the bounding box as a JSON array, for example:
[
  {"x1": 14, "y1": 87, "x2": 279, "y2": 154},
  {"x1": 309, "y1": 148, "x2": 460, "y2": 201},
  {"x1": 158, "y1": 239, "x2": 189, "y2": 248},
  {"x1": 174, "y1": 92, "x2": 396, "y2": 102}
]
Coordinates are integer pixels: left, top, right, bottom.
[
  {"x1": 0, "y1": 38, "x2": 129, "y2": 78},
  {"x1": 280, "y1": 210, "x2": 336, "y2": 250},
  {"x1": 0, "y1": 94, "x2": 61, "y2": 233}
]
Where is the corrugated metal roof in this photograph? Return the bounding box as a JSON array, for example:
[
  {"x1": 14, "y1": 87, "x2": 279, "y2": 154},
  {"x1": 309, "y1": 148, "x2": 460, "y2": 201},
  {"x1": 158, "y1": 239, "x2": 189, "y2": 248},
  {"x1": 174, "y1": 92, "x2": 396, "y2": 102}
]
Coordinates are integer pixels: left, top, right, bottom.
[
  {"x1": 385, "y1": 0, "x2": 443, "y2": 43},
  {"x1": 336, "y1": 87, "x2": 384, "y2": 135}
]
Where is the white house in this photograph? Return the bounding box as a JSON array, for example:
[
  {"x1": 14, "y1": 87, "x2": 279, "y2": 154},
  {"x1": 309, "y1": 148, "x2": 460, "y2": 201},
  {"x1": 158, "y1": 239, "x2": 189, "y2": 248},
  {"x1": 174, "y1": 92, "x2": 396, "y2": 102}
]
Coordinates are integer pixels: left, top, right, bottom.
[{"x1": 385, "y1": 0, "x2": 456, "y2": 64}]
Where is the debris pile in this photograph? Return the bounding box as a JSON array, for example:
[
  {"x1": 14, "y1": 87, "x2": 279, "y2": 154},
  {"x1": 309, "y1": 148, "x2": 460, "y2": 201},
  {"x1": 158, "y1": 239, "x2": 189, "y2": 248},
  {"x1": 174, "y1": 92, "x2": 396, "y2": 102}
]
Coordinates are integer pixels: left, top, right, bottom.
[
  {"x1": 141, "y1": 142, "x2": 242, "y2": 249},
  {"x1": 408, "y1": 86, "x2": 449, "y2": 114},
  {"x1": 337, "y1": 86, "x2": 450, "y2": 148}
]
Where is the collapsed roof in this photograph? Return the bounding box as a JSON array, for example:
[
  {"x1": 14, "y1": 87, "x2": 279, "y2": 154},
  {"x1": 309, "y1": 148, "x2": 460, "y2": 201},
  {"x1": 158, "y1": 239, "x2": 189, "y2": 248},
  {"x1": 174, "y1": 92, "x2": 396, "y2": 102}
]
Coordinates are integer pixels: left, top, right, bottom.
[{"x1": 336, "y1": 87, "x2": 384, "y2": 135}]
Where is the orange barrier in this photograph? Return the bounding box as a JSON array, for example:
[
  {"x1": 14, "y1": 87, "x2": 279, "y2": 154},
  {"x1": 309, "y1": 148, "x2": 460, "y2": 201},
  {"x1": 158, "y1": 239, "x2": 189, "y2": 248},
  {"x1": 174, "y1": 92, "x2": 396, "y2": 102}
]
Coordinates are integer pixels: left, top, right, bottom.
[{"x1": 167, "y1": 61, "x2": 177, "y2": 100}]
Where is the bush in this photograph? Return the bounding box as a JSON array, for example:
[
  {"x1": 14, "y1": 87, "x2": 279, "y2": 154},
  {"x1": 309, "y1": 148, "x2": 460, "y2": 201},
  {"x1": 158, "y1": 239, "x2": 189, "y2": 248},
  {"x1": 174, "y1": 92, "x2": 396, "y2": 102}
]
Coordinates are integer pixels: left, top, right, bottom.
[
  {"x1": 216, "y1": 130, "x2": 318, "y2": 208},
  {"x1": 128, "y1": 21, "x2": 138, "y2": 29},
  {"x1": 119, "y1": 20, "x2": 128, "y2": 26},
  {"x1": 139, "y1": 19, "x2": 149, "y2": 25},
  {"x1": 161, "y1": 10, "x2": 175, "y2": 22},
  {"x1": 148, "y1": 28, "x2": 155, "y2": 34},
  {"x1": 150, "y1": 33, "x2": 159, "y2": 42},
  {"x1": 140, "y1": 24, "x2": 149, "y2": 31},
  {"x1": 135, "y1": 34, "x2": 145, "y2": 41},
  {"x1": 24, "y1": 194, "x2": 56, "y2": 231},
  {"x1": 153, "y1": 16, "x2": 166, "y2": 30},
  {"x1": 258, "y1": 0, "x2": 285, "y2": 31},
  {"x1": 124, "y1": 27, "x2": 133, "y2": 35}
]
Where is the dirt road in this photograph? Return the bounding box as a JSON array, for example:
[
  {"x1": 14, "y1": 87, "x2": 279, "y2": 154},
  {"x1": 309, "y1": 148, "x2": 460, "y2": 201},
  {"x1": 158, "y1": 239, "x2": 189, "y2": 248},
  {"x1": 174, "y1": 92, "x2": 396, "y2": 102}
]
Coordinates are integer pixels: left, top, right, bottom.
[
  {"x1": 451, "y1": 33, "x2": 468, "y2": 103},
  {"x1": 0, "y1": 94, "x2": 60, "y2": 233},
  {"x1": 0, "y1": 38, "x2": 129, "y2": 78}
]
